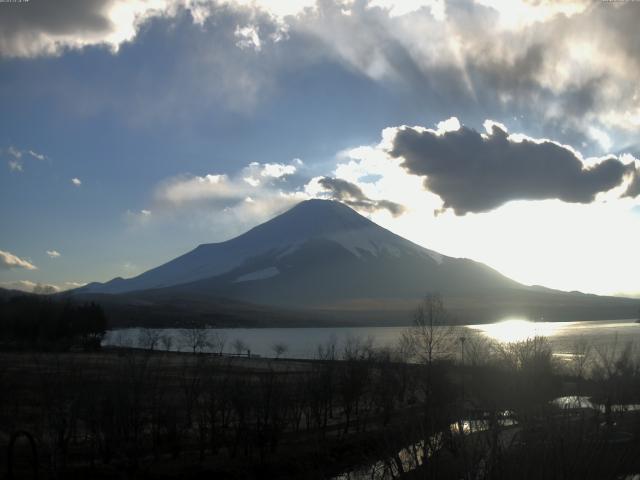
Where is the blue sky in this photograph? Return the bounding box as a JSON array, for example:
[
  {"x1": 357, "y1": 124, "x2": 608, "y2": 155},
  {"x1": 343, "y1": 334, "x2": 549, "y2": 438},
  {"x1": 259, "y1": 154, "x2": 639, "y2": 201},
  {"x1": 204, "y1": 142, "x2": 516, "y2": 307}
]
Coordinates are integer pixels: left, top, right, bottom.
[{"x1": 1, "y1": 0, "x2": 640, "y2": 296}]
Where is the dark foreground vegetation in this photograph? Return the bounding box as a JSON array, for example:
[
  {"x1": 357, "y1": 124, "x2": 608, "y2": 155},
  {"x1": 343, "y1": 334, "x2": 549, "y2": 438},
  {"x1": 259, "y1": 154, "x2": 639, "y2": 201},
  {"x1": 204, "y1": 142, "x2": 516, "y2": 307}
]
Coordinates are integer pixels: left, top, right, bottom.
[
  {"x1": 2, "y1": 294, "x2": 640, "y2": 479},
  {"x1": 0, "y1": 295, "x2": 106, "y2": 351}
]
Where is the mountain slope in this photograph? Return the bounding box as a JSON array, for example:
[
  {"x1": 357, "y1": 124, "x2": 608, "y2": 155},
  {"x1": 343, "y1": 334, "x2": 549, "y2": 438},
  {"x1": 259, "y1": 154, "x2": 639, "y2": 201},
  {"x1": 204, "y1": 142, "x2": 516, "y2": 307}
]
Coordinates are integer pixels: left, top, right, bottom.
[{"x1": 78, "y1": 199, "x2": 639, "y2": 323}]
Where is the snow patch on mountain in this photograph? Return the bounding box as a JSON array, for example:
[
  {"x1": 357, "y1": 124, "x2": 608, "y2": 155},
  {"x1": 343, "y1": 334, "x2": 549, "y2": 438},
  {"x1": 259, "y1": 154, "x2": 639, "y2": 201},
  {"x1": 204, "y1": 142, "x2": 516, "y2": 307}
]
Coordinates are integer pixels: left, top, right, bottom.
[
  {"x1": 325, "y1": 227, "x2": 444, "y2": 264},
  {"x1": 234, "y1": 266, "x2": 280, "y2": 283},
  {"x1": 326, "y1": 227, "x2": 399, "y2": 257}
]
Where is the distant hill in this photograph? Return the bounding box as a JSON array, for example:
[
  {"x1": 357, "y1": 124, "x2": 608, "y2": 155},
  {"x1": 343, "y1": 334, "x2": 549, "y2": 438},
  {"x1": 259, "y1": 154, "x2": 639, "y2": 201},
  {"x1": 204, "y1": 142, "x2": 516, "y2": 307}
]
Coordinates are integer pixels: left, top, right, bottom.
[
  {"x1": 65, "y1": 290, "x2": 359, "y2": 329},
  {"x1": 0, "y1": 287, "x2": 35, "y2": 300},
  {"x1": 70, "y1": 199, "x2": 639, "y2": 326}
]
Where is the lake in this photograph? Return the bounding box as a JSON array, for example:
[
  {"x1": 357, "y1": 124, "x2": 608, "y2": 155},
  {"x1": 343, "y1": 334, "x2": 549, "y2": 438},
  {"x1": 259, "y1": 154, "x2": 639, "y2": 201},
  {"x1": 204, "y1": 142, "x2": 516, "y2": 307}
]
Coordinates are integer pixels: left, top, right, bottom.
[{"x1": 104, "y1": 318, "x2": 640, "y2": 360}]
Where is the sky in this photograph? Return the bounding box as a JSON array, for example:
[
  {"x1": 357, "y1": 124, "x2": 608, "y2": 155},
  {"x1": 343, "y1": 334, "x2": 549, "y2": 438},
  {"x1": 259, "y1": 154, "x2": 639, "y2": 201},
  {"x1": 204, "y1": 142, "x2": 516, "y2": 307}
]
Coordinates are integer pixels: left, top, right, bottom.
[{"x1": 1, "y1": 0, "x2": 640, "y2": 297}]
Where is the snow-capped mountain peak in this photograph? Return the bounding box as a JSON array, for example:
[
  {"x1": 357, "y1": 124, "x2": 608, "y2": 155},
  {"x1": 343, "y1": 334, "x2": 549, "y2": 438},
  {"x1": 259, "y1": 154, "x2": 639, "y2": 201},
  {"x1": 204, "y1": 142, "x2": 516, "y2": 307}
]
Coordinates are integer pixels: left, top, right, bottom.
[{"x1": 81, "y1": 199, "x2": 446, "y2": 294}]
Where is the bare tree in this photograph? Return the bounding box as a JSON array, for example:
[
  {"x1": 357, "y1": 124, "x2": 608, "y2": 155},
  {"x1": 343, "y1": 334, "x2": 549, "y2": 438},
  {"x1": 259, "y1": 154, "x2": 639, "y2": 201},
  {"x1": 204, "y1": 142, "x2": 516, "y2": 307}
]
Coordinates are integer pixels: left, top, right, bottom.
[
  {"x1": 271, "y1": 342, "x2": 289, "y2": 359},
  {"x1": 401, "y1": 293, "x2": 458, "y2": 464},
  {"x1": 570, "y1": 336, "x2": 592, "y2": 385},
  {"x1": 209, "y1": 332, "x2": 227, "y2": 356},
  {"x1": 139, "y1": 328, "x2": 161, "y2": 351},
  {"x1": 160, "y1": 334, "x2": 173, "y2": 352},
  {"x1": 232, "y1": 338, "x2": 248, "y2": 356},
  {"x1": 403, "y1": 293, "x2": 454, "y2": 366},
  {"x1": 342, "y1": 335, "x2": 375, "y2": 361},
  {"x1": 592, "y1": 335, "x2": 639, "y2": 421},
  {"x1": 338, "y1": 337, "x2": 373, "y2": 434},
  {"x1": 181, "y1": 328, "x2": 210, "y2": 354},
  {"x1": 316, "y1": 334, "x2": 338, "y2": 361}
]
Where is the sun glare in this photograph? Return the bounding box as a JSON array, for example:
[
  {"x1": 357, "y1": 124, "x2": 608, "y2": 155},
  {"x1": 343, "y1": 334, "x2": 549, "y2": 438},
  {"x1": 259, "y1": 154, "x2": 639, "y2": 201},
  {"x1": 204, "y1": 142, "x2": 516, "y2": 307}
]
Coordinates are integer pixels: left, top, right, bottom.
[{"x1": 471, "y1": 318, "x2": 565, "y2": 344}]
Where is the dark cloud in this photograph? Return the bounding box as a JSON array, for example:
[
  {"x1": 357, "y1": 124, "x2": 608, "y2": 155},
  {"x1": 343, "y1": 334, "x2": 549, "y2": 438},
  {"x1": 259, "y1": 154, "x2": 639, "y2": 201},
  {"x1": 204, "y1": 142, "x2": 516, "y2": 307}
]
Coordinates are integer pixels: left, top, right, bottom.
[
  {"x1": 318, "y1": 177, "x2": 405, "y2": 216},
  {"x1": 0, "y1": 0, "x2": 114, "y2": 57},
  {"x1": 375, "y1": 199, "x2": 406, "y2": 217},
  {"x1": 388, "y1": 123, "x2": 633, "y2": 215}
]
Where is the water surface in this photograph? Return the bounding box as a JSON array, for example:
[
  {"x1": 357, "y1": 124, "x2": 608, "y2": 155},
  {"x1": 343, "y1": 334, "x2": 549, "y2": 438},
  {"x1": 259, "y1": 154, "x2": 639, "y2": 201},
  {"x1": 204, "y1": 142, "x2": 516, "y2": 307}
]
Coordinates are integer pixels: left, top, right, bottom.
[{"x1": 104, "y1": 318, "x2": 640, "y2": 359}]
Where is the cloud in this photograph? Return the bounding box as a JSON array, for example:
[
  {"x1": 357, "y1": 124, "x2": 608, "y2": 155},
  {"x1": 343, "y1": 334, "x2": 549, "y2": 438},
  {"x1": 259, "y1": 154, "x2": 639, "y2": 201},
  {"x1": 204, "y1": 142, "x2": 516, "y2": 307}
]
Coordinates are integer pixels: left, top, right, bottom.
[
  {"x1": 7, "y1": 146, "x2": 22, "y2": 159},
  {"x1": 316, "y1": 176, "x2": 405, "y2": 216},
  {"x1": 0, "y1": 279, "x2": 81, "y2": 294},
  {"x1": 625, "y1": 168, "x2": 640, "y2": 198},
  {"x1": 157, "y1": 160, "x2": 300, "y2": 207},
  {"x1": 260, "y1": 162, "x2": 297, "y2": 178},
  {"x1": 242, "y1": 161, "x2": 298, "y2": 186},
  {"x1": 456, "y1": 2, "x2": 640, "y2": 139},
  {"x1": 33, "y1": 283, "x2": 60, "y2": 294},
  {"x1": 473, "y1": 0, "x2": 588, "y2": 29},
  {"x1": 4, "y1": 0, "x2": 639, "y2": 151},
  {"x1": 71, "y1": 177, "x2": 82, "y2": 186},
  {"x1": 0, "y1": 250, "x2": 37, "y2": 270},
  {"x1": 8, "y1": 160, "x2": 23, "y2": 172},
  {"x1": 124, "y1": 208, "x2": 153, "y2": 227},
  {"x1": 0, "y1": 0, "x2": 314, "y2": 59},
  {"x1": 147, "y1": 159, "x2": 308, "y2": 238},
  {"x1": 285, "y1": 0, "x2": 640, "y2": 148},
  {"x1": 387, "y1": 119, "x2": 635, "y2": 214},
  {"x1": 367, "y1": 0, "x2": 445, "y2": 19},
  {"x1": 5, "y1": 146, "x2": 23, "y2": 171},
  {"x1": 123, "y1": 261, "x2": 138, "y2": 272},
  {"x1": 151, "y1": 157, "x2": 410, "y2": 238},
  {"x1": 234, "y1": 24, "x2": 261, "y2": 51},
  {"x1": 0, "y1": 280, "x2": 38, "y2": 292},
  {"x1": 157, "y1": 174, "x2": 247, "y2": 206},
  {"x1": 46, "y1": 249, "x2": 61, "y2": 258},
  {"x1": 2, "y1": 146, "x2": 47, "y2": 171},
  {"x1": 0, "y1": 0, "x2": 167, "y2": 58},
  {"x1": 0, "y1": 279, "x2": 82, "y2": 293},
  {"x1": 28, "y1": 149, "x2": 46, "y2": 160}
]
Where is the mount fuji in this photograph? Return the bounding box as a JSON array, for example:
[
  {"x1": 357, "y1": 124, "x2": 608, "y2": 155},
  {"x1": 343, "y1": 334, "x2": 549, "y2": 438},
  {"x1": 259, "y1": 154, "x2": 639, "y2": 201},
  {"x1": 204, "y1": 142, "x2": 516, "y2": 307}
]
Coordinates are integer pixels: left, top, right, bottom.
[{"x1": 75, "y1": 199, "x2": 638, "y2": 325}]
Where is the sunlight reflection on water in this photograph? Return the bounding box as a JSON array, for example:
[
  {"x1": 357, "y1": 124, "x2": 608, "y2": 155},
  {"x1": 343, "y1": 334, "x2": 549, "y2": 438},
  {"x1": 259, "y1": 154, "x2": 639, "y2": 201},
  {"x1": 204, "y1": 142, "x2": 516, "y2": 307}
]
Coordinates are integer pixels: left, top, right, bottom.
[{"x1": 469, "y1": 318, "x2": 572, "y2": 343}]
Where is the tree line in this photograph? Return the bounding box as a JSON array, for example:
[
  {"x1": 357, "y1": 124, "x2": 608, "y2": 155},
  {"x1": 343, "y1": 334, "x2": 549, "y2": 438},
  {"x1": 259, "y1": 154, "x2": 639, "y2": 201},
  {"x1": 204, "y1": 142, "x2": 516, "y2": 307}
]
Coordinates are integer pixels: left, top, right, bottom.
[{"x1": 0, "y1": 295, "x2": 107, "y2": 351}]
